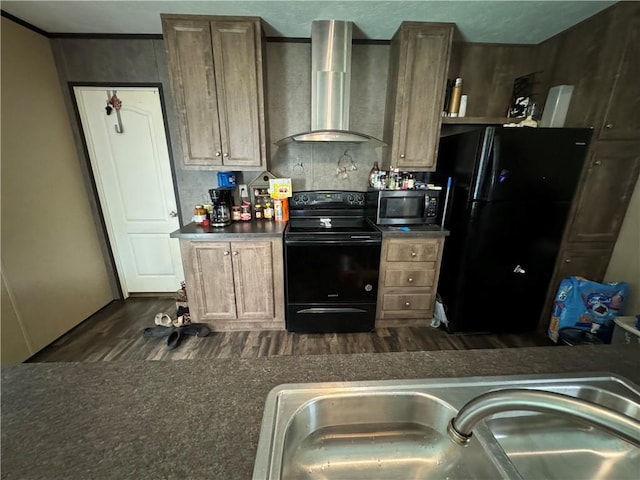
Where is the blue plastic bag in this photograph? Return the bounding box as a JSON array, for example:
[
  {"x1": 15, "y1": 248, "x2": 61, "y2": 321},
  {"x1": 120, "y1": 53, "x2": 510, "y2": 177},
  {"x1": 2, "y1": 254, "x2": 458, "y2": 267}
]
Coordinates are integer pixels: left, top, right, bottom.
[{"x1": 548, "y1": 276, "x2": 629, "y2": 344}]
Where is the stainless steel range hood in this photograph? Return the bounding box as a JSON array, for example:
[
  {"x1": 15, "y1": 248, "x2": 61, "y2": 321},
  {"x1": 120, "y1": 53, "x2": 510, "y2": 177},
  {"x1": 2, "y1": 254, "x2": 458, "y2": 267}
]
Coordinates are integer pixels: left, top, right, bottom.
[{"x1": 275, "y1": 20, "x2": 384, "y2": 147}]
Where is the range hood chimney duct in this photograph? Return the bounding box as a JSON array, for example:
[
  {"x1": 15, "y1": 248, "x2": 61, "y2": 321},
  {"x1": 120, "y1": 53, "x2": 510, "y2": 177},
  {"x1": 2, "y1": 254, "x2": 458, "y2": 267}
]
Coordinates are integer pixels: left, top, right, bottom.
[{"x1": 275, "y1": 20, "x2": 384, "y2": 146}]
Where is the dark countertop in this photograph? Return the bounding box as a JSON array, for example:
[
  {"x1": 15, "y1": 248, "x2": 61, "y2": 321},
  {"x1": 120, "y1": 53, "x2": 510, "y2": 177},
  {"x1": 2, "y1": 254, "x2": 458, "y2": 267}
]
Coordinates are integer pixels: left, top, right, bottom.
[
  {"x1": 171, "y1": 222, "x2": 448, "y2": 240},
  {"x1": 377, "y1": 224, "x2": 450, "y2": 237},
  {"x1": 2, "y1": 345, "x2": 639, "y2": 480},
  {"x1": 170, "y1": 221, "x2": 287, "y2": 239}
]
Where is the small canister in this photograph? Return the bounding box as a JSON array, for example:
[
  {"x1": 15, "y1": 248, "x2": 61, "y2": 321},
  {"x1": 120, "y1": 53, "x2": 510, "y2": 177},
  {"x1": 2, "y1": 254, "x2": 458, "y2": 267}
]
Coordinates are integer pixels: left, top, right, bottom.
[
  {"x1": 231, "y1": 206, "x2": 242, "y2": 222},
  {"x1": 254, "y1": 204, "x2": 263, "y2": 220}
]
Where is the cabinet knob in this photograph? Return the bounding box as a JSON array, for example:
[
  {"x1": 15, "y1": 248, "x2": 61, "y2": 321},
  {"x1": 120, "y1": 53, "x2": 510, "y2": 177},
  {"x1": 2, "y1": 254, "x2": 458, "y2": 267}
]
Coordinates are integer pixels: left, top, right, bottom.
[
  {"x1": 232, "y1": 251, "x2": 239, "y2": 256},
  {"x1": 411, "y1": 252, "x2": 417, "y2": 257},
  {"x1": 405, "y1": 302, "x2": 411, "y2": 307},
  {"x1": 593, "y1": 160, "x2": 602, "y2": 166},
  {"x1": 215, "y1": 152, "x2": 221, "y2": 157},
  {"x1": 564, "y1": 258, "x2": 572, "y2": 263},
  {"x1": 223, "y1": 251, "x2": 230, "y2": 256},
  {"x1": 407, "y1": 277, "x2": 414, "y2": 283},
  {"x1": 605, "y1": 123, "x2": 613, "y2": 129},
  {"x1": 400, "y1": 154, "x2": 405, "y2": 159},
  {"x1": 224, "y1": 152, "x2": 229, "y2": 158}
]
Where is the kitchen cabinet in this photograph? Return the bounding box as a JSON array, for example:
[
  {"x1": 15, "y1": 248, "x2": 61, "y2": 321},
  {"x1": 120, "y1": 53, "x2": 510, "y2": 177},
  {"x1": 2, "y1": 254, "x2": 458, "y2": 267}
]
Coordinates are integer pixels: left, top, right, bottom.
[
  {"x1": 383, "y1": 22, "x2": 454, "y2": 171},
  {"x1": 376, "y1": 237, "x2": 444, "y2": 326},
  {"x1": 179, "y1": 238, "x2": 284, "y2": 330},
  {"x1": 597, "y1": 10, "x2": 640, "y2": 140},
  {"x1": 162, "y1": 15, "x2": 267, "y2": 170},
  {"x1": 565, "y1": 141, "x2": 640, "y2": 244},
  {"x1": 538, "y1": 141, "x2": 640, "y2": 331}
]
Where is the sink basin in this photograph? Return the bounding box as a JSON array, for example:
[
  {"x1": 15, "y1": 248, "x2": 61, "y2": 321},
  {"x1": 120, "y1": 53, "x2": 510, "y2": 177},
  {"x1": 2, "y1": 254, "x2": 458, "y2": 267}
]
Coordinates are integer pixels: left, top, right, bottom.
[
  {"x1": 253, "y1": 374, "x2": 640, "y2": 480},
  {"x1": 486, "y1": 384, "x2": 640, "y2": 480},
  {"x1": 281, "y1": 392, "x2": 504, "y2": 479}
]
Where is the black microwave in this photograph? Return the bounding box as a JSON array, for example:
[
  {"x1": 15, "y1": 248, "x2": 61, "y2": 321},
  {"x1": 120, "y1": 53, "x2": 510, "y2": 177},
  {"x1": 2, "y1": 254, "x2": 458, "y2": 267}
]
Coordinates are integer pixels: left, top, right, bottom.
[{"x1": 370, "y1": 188, "x2": 441, "y2": 226}]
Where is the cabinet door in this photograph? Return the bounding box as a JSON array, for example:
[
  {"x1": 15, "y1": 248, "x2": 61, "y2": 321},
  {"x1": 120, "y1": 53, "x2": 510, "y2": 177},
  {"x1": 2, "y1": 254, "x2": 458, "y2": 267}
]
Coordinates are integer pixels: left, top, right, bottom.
[
  {"x1": 539, "y1": 246, "x2": 613, "y2": 331},
  {"x1": 389, "y1": 23, "x2": 453, "y2": 171},
  {"x1": 162, "y1": 18, "x2": 223, "y2": 167},
  {"x1": 231, "y1": 241, "x2": 274, "y2": 320},
  {"x1": 566, "y1": 141, "x2": 640, "y2": 243},
  {"x1": 211, "y1": 20, "x2": 265, "y2": 169},
  {"x1": 182, "y1": 241, "x2": 236, "y2": 321},
  {"x1": 599, "y1": 12, "x2": 640, "y2": 140}
]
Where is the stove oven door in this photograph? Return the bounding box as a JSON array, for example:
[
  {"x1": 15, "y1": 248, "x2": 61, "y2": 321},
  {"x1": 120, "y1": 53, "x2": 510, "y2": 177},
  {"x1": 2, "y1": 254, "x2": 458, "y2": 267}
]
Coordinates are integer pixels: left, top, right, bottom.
[{"x1": 285, "y1": 240, "x2": 381, "y2": 333}]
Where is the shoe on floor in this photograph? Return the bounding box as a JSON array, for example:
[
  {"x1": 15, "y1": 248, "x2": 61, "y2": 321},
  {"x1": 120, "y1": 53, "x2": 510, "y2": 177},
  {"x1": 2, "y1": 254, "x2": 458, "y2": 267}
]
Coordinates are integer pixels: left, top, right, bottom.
[
  {"x1": 179, "y1": 323, "x2": 211, "y2": 337},
  {"x1": 166, "y1": 329, "x2": 182, "y2": 349},
  {"x1": 143, "y1": 326, "x2": 174, "y2": 338},
  {"x1": 154, "y1": 313, "x2": 172, "y2": 327}
]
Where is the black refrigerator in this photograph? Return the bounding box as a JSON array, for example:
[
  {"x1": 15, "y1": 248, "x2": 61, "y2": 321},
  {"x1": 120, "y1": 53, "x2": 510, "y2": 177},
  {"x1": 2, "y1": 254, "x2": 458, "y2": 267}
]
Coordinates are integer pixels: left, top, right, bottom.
[{"x1": 434, "y1": 126, "x2": 592, "y2": 333}]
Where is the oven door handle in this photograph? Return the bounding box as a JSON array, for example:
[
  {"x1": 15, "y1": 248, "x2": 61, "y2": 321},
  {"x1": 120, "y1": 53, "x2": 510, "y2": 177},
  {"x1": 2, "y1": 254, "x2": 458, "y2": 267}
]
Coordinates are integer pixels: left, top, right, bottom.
[
  {"x1": 285, "y1": 239, "x2": 381, "y2": 246},
  {"x1": 296, "y1": 307, "x2": 369, "y2": 314}
]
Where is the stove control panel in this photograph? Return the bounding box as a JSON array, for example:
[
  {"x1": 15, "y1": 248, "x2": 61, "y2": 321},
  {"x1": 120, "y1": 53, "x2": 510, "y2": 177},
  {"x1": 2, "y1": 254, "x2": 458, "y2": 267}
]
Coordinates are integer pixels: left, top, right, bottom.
[{"x1": 291, "y1": 191, "x2": 366, "y2": 208}]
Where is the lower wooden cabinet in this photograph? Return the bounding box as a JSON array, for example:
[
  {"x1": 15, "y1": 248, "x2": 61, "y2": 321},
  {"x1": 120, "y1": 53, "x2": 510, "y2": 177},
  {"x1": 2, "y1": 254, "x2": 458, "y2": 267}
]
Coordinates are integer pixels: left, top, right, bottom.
[
  {"x1": 376, "y1": 237, "x2": 445, "y2": 327},
  {"x1": 179, "y1": 238, "x2": 284, "y2": 330}
]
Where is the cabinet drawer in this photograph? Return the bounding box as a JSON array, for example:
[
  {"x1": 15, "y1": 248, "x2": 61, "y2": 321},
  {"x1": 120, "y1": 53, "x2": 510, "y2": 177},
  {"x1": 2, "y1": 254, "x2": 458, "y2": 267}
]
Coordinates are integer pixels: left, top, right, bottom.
[
  {"x1": 382, "y1": 293, "x2": 432, "y2": 311},
  {"x1": 383, "y1": 263, "x2": 436, "y2": 287},
  {"x1": 386, "y1": 240, "x2": 439, "y2": 262}
]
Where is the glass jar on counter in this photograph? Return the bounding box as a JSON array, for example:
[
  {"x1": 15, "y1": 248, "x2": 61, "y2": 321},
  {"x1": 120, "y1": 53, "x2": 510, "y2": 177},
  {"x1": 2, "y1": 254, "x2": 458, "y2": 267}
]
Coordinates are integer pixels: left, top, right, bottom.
[
  {"x1": 240, "y1": 204, "x2": 252, "y2": 221},
  {"x1": 263, "y1": 202, "x2": 274, "y2": 220},
  {"x1": 254, "y1": 204, "x2": 263, "y2": 220},
  {"x1": 231, "y1": 206, "x2": 242, "y2": 222},
  {"x1": 193, "y1": 205, "x2": 207, "y2": 225}
]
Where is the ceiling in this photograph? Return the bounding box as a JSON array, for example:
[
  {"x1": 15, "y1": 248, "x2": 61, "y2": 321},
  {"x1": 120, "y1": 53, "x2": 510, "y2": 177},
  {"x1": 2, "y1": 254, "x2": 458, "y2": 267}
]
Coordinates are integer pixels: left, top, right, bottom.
[{"x1": 2, "y1": 1, "x2": 615, "y2": 44}]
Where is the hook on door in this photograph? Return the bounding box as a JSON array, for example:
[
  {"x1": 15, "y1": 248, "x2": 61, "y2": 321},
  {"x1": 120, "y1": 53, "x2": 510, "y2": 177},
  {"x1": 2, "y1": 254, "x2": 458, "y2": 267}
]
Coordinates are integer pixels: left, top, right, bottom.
[{"x1": 105, "y1": 90, "x2": 124, "y2": 134}]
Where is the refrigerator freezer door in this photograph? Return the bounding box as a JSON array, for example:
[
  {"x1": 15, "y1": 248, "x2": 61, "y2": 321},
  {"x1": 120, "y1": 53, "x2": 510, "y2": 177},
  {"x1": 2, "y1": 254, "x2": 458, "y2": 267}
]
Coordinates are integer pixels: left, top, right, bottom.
[
  {"x1": 476, "y1": 128, "x2": 591, "y2": 203},
  {"x1": 441, "y1": 200, "x2": 570, "y2": 333}
]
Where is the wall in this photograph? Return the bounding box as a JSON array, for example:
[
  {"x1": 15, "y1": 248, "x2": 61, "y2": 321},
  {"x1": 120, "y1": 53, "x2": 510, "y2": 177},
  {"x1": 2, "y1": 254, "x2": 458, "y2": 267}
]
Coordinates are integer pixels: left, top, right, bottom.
[
  {"x1": 263, "y1": 42, "x2": 389, "y2": 193},
  {"x1": 604, "y1": 177, "x2": 640, "y2": 315},
  {"x1": 1, "y1": 18, "x2": 113, "y2": 364},
  {"x1": 51, "y1": 38, "x2": 390, "y2": 222}
]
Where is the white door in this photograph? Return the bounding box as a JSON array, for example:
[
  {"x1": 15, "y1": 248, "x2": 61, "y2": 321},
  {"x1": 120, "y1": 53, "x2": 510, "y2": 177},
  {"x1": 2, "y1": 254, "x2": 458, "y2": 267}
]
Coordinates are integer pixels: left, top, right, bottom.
[{"x1": 74, "y1": 86, "x2": 184, "y2": 296}]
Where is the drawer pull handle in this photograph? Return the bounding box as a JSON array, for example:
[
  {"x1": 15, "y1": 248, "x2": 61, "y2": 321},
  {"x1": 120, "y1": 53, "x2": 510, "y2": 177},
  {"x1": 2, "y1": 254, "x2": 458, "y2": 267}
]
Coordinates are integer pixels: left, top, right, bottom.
[
  {"x1": 407, "y1": 277, "x2": 414, "y2": 283},
  {"x1": 605, "y1": 123, "x2": 613, "y2": 129},
  {"x1": 223, "y1": 251, "x2": 230, "y2": 256},
  {"x1": 405, "y1": 302, "x2": 411, "y2": 307},
  {"x1": 411, "y1": 252, "x2": 417, "y2": 257},
  {"x1": 564, "y1": 259, "x2": 571, "y2": 263}
]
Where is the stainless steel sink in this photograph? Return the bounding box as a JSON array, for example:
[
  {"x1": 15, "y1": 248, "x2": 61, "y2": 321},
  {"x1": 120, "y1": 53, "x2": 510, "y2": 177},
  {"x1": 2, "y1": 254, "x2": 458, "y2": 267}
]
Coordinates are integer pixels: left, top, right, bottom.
[
  {"x1": 253, "y1": 374, "x2": 640, "y2": 480},
  {"x1": 485, "y1": 384, "x2": 640, "y2": 480}
]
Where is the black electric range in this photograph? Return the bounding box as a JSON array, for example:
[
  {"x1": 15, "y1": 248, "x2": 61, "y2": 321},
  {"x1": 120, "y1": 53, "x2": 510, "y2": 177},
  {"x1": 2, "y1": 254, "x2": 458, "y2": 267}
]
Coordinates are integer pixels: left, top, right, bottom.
[{"x1": 284, "y1": 191, "x2": 382, "y2": 333}]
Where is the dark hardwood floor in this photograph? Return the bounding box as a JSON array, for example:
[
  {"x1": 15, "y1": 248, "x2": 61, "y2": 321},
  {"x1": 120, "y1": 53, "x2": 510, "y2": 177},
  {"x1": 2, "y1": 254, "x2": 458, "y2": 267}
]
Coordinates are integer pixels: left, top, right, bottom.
[{"x1": 28, "y1": 297, "x2": 554, "y2": 362}]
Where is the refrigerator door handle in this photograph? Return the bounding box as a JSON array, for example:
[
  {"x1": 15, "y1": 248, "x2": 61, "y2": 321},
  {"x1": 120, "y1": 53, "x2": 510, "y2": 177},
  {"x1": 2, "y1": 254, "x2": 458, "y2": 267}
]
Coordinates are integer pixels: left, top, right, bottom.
[
  {"x1": 472, "y1": 128, "x2": 495, "y2": 200},
  {"x1": 488, "y1": 134, "x2": 501, "y2": 199}
]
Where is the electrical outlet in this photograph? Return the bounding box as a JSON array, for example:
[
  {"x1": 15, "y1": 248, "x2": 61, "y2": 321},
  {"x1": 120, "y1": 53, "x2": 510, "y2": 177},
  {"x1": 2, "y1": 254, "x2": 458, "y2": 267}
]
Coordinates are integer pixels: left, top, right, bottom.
[{"x1": 239, "y1": 184, "x2": 249, "y2": 199}]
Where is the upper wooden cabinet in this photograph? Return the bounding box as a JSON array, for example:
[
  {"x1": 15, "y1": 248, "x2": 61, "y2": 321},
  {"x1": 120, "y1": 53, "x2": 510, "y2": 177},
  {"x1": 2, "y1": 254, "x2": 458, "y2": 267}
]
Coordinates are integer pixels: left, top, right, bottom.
[
  {"x1": 162, "y1": 15, "x2": 267, "y2": 170},
  {"x1": 383, "y1": 22, "x2": 454, "y2": 171},
  {"x1": 565, "y1": 141, "x2": 640, "y2": 244},
  {"x1": 598, "y1": 11, "x2": 640, "y2": 140}
]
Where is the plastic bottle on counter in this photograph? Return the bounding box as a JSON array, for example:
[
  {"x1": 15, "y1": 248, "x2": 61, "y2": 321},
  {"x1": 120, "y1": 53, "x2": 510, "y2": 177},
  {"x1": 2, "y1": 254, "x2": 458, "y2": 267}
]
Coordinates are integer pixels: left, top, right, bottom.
[{"x1": 368, "y1": 162, "x2": 380, "y2": 188}]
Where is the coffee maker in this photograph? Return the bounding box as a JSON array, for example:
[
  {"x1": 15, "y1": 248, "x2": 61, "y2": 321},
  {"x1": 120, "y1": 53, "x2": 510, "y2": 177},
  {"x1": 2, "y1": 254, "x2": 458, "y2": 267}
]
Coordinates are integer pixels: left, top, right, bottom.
[{"x1": 209, "y1": 188, "x2": 233, "y2": 227}]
